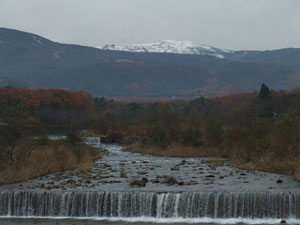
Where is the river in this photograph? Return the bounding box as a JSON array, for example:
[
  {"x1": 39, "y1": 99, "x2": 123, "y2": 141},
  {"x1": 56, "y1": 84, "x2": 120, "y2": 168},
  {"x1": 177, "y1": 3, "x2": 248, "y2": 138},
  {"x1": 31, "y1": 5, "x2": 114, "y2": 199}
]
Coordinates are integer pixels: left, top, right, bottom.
[{"x1": 0, "y1": 137, "x2": 299, "y2": 224}]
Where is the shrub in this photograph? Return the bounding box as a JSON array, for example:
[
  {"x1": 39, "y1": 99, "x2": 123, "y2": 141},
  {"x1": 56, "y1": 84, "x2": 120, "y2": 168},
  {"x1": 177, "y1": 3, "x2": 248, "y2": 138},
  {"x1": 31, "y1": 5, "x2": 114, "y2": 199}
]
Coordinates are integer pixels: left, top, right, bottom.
[
  {"x1": 66, "y1": 131, "x2": 82, "y2": 144},
  {"x1": 164, "y1": 176, "x2": 177, "y2": 185},
  {"x1": 129, "y1": 178, "x2": 147, "y2": 187}
]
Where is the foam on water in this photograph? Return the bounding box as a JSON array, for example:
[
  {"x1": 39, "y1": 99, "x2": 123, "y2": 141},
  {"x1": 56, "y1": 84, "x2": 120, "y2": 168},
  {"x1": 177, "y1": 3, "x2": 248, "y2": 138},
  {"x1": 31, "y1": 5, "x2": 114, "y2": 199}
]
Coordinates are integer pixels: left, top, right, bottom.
[{"x1": 1, "y1": 216, "x2": 300, "y2": 224}]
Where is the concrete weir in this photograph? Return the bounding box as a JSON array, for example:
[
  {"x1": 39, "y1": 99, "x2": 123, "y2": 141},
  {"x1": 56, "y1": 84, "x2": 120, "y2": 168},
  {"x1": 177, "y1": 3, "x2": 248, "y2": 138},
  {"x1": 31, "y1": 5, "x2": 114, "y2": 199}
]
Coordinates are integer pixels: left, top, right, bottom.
[{"x1": 1, "y1": 191, "x2": 300, "y2": 219}]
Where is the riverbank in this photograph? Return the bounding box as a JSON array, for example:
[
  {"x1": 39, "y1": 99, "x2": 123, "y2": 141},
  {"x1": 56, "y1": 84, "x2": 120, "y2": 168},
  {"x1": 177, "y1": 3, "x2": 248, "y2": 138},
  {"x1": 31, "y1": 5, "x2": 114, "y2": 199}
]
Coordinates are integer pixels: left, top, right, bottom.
[
  {"x1": 0, "y1": 139, "x2": 100, "y2": 184},
  {"x1": 127, "y1": 142, "x2": 223, "y2": 158},
  {"x1": 231, "y1": 157, "x2": 300, "y2": 183},
  {"x1": 1, "y1": 140, "x2": 298, "y2": 192},
  {"x1": 1, "y1": 140, "x2": 300, "y2": 223},
  {"x1": 127, "y1": 142, "x2": 300, "y2": 183}
]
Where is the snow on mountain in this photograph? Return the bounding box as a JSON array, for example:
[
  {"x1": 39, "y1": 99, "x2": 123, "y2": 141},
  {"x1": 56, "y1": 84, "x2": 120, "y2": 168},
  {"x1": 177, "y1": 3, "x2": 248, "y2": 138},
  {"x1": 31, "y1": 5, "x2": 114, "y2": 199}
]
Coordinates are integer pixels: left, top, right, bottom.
[
  {"x1": 100, "y1": 40, "x2": 234, "y2": 59},
  {"x1": 32, "y1": 35, "x2": 43, "y2": 45}
]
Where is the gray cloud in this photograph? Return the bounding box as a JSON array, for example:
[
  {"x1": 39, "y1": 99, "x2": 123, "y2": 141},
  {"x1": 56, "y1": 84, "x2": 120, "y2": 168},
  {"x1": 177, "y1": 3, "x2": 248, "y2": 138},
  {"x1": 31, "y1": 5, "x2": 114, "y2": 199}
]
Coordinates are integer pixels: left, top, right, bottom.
[{"x1": 0, "y1": 0, "x2": 299, "y2": 50}]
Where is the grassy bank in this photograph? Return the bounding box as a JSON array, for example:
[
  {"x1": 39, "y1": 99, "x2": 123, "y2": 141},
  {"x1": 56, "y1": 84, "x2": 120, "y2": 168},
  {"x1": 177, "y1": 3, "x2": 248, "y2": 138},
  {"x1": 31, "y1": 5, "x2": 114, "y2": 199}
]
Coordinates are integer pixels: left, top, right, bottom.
[
  {"x1": 128, "y1": 142, "x2": 222, "y2": 158},
  {"x1": 129, "y1": 141, "x2": 300, "y2": 183},
  {"x1": 229, "y1": 155, "x2": 300, "y2": 183},
  {"x1": 0, "y1": 138, "x2": 100, "y2": 184}
]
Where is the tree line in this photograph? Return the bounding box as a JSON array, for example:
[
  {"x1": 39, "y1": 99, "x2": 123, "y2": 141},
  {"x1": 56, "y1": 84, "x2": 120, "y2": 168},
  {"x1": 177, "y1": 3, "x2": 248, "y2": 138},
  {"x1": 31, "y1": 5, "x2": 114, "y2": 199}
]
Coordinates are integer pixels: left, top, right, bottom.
[{"x1": 1, "y1": 84, "x2": 300, "y2": 181}]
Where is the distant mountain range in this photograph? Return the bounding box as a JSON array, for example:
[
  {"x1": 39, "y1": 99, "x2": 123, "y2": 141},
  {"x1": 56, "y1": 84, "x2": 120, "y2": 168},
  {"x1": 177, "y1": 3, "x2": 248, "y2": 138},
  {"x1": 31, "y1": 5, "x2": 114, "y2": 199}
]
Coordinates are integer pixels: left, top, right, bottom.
[
  {"x1": 100, "y1": 40, "x2": 233, "y2": 59},
  {"x1": 0, "y1": 27, "x2": 300, "y2": 97}
]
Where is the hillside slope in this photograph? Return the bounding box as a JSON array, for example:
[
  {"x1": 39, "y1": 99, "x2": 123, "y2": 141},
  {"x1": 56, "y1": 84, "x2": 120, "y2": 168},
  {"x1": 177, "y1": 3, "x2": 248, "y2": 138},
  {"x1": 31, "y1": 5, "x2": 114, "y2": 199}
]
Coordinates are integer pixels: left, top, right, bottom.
[{"x1": 1, "y1": 27, "x2": 300, "y2": 97}]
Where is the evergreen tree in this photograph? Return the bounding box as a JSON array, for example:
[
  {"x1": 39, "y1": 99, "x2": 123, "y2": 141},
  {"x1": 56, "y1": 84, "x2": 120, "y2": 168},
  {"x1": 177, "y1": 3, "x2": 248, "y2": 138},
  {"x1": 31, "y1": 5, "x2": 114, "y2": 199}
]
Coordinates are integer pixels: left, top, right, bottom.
[{"x1": 259, "y1": 83, "x2": 270, "y2": 98}]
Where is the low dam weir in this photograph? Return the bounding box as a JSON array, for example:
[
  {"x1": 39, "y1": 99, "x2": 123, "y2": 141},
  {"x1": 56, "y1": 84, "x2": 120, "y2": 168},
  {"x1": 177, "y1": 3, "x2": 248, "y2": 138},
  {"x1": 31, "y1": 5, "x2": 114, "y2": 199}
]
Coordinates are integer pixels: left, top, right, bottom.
[{"x1": 1, "y1": 191, "x2": 300, "y2": 219}]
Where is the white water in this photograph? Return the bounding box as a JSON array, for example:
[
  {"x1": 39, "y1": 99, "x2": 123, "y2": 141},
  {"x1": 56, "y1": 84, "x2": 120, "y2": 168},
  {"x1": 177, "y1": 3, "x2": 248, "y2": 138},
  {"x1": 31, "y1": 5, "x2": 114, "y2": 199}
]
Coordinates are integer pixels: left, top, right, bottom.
[
  {"x1": 1, "y1": 216, "x2": 300, "y2": 224},
  {"x1": 1, "y1": 191, "x2": 300, "y2": 219}
]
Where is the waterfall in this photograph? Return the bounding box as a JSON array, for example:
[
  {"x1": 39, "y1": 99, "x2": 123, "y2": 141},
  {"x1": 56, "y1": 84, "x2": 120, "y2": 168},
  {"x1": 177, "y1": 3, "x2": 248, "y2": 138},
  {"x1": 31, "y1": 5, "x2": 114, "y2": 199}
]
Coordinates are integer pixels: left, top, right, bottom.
[
  {"x1": 82, "y1": 137, "x2": 101, "y2": 147},
  {"x1": 47, "y1": 136, "x2": 102, "y2": 147},
  {"x1": 1, "y1": 191, "x2": 300, "y2": 219}
]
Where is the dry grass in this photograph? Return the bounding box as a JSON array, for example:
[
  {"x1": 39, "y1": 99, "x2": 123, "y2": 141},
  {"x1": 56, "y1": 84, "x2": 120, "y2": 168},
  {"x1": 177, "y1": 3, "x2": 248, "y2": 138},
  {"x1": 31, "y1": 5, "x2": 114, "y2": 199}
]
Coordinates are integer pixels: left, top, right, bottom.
[
  {"x1": 205, "y1": 158, "x2": 226, "y2": 168},
  {"x1": 127, "y1": 142, "x2": 223, "y2": 158},
  {"x1": 78, "y1": 129, "x2": 101, "y2": 137},
  {"x1": 292, "y1": 163, "x2": 300, "y2": 182},
  {"x1": 0, "y1": 141, "x2": 100, "y2": 184}
]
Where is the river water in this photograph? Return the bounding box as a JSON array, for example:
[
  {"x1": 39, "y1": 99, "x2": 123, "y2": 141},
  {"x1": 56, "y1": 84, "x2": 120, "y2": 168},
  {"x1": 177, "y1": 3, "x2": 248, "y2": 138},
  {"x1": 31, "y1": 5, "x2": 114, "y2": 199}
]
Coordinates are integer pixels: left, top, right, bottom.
[
  {"x1": 1, "y1": 216, "x2": 299, "y2": 225},
  {"x1": 0, "y1": 137, "x2": 300, "y2": 224}
]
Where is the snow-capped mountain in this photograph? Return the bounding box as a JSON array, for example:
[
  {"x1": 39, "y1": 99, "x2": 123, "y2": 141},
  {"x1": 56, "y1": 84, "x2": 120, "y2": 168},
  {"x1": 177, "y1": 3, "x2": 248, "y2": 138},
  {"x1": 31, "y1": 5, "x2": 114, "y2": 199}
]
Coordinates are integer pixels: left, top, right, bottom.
[
  {"x1": 100, "y1": 40, "x2": 233, "y2": 59},
  {"x1": 3, "y1": 27, "x2": 300, "y2": 98}
]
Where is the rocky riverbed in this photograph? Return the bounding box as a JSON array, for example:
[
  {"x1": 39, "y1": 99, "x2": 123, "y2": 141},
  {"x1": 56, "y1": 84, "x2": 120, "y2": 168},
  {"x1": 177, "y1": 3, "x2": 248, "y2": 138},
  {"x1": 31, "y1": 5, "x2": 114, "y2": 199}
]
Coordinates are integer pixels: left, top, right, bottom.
[{"x1": 0, "y1": 137, "x2": 299, "y2": 192}]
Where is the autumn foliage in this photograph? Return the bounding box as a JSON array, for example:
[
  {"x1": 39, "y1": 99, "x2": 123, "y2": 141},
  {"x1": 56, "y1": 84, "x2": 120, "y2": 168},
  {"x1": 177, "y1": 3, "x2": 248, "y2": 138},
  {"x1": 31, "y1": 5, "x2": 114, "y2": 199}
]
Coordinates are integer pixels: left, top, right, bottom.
[
  {"x1": 1, "y1": 86, "x2": 300, "y2": 182},
  {"x1": 0, "y1": 86, "x2": 94, "y2": 112},
  {"x1": 0, "y1": 87, "x2": 99, "y2": 184}
]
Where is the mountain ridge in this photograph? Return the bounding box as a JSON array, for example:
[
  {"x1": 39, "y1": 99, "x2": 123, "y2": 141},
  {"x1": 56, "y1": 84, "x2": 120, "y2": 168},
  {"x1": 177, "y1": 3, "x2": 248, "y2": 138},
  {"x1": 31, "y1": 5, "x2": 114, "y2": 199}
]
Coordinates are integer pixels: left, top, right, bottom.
[
  {"x1": 100, "y1": 40, "x2": 233, "y2": 59},
  {"x1": 0, "y1": 27, "x2": 300, "y2": 97}
]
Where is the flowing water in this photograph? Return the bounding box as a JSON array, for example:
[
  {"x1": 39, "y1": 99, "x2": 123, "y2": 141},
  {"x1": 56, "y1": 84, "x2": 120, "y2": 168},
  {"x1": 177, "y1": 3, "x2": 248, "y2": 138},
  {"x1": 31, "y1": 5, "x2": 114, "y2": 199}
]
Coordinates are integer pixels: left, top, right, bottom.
[{"x1": 0, "y1": 137, "x2": 300, "y2": 224}]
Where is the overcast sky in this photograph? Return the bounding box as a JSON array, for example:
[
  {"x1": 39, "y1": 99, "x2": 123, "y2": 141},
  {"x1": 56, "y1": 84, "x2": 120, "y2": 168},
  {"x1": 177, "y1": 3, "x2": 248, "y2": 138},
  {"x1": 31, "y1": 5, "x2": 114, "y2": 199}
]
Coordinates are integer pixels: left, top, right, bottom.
[{"x1": 0, "y1": 0, "x2": 300, "y2": 50}]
